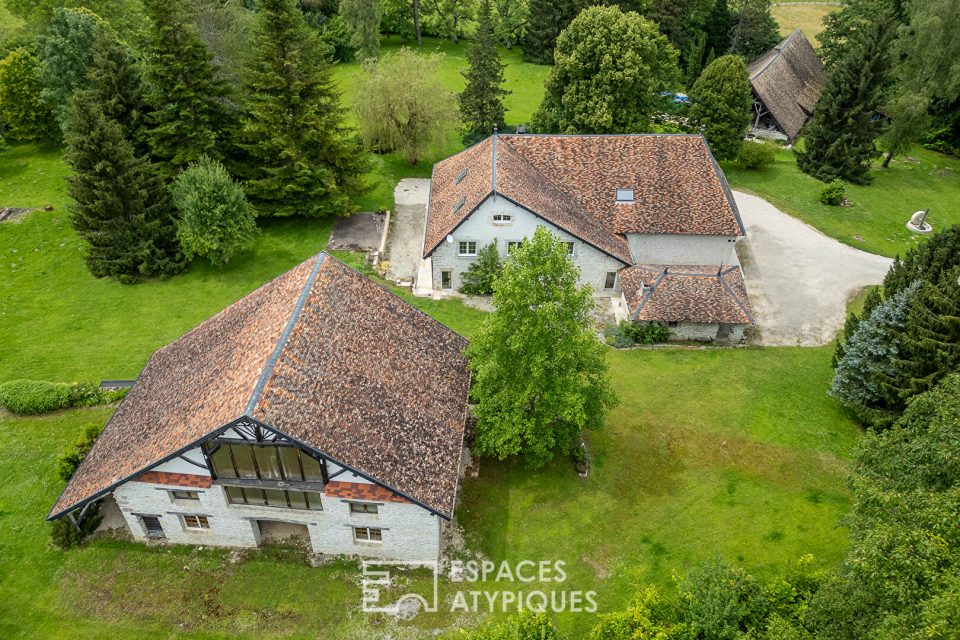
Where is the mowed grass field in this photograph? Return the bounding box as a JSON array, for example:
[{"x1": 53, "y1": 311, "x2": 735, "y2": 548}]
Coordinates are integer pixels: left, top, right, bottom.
[{"x1": 771, "y1": 3, "x2": 837, "y2": 42}]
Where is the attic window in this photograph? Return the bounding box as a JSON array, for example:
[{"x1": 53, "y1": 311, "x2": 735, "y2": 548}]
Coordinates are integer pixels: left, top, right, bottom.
[
  {"x1": 456, "y1": 168, "x2": 468, "y2": 184},
  {"x1": 452, "y1": 196, "x2": 466, "y2": 213},
  {"x1": 616, "y1": 188, "x2": 635, "y2": 203}
]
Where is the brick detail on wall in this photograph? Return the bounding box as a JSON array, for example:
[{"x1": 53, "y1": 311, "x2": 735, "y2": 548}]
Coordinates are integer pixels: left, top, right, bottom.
[
  {"x1": 325, "y1": 481, "x2": 408, "y2": 503},
  {"x1": 133, "y1": 471, "x2": 213, "y2": 488}
]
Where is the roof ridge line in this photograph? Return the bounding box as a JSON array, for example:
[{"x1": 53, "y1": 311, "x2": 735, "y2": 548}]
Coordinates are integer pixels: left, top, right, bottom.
[
  {"x1": 491, "y1": 132, "x2": 498, "y2": 193},
  {"x1": 718, "y1": 268, "x2": 754, "y2": 323},
  {"x1": 630, "y1": 270, "x2": 667, "y2": 320},
  {"x1": 244, "y1": 252, "x2": 327, "y2": 415},
  {"x1": 750, "y1": 29, "x2": 801, "y2": 80}
]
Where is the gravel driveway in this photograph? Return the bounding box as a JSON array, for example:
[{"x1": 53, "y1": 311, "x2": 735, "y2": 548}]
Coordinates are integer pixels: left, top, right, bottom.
[
  {"x1": 734, "y1": 191, "x2": 892, "y2": 346},
  {"x1": 385, "y1": 178, "x2": 430, "y2": 284}
]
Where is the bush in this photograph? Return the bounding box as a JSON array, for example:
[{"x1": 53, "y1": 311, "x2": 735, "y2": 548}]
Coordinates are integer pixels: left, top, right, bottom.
[
  {"x1": 49, "y1": 500, "x2": 102, "y2": 549},
  {"x1": 604, "y1": 322, "x2": 635, "y2": 348},
  {"x1": 460, "y1": 242, "x2": 502, "y2": 295},
  {"x1": 0, "y1": 379, "x2": 70, "y2": 414},
  {"x1": 171, "y1": 156, "x2": 258, "y2": 267},
  {"x1": 56, "y1": 423, "x2": 105, "y2": 482},
  {"x1": 633, "y1": 322, "x2": 671, "y2": 344},
  {"x1": 738, "y1": 140, "x2": 778, "y2": 169},
  {"x1": 819, "y1": 179, "x2": 846, "y2": 206},
  {"x1": 604, "y1": 321, "x2": 671, "y2": 348}
]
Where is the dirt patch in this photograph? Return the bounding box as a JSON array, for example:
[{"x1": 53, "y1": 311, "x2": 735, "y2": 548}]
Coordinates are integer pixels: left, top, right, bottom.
[
  {"x1": 0, "y1": 207, "x2": 37, "y2": 223},
  {"x1": 327, "y1": 212, "x2": 386, "y2": 252}
]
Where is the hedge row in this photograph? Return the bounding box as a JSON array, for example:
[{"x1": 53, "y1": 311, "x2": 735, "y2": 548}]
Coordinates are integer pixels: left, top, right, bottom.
[{"x1": 0, "y1": 380, "x2": 128, "y2": 415}]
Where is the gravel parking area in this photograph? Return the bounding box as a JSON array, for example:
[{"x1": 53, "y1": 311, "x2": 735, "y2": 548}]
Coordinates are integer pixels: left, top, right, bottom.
[{"x1": 385, "y1": 179, "x2": 430, "y2": 284}]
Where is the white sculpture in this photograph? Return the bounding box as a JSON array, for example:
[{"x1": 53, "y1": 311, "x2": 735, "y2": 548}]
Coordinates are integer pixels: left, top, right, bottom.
[{"x1": 907, "y1": 209, "x2": 933, "y2": 234}]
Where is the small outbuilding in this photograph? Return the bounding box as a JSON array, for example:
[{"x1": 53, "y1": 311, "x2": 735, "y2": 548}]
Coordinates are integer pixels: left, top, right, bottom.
[{"x1": 748, "y1": 30, "x2": 827, "y2": 142}]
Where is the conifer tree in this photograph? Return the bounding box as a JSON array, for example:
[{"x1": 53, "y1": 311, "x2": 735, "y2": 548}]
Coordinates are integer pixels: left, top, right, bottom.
[
  {"x1": 39, "y1": 7, "x2": 105, "y2": 130},
  {"x1": 689, "y1": 54, "x2": 752, "y2": 160},
  {"x1": 240, "y1": 0, "x2": 369, "y2": 217},
  {"x1": 64, "y1": 95, "x2": 184, "y2": 282},
  {"x1": 75, "y1": 28, "x2": 151, "y2": 158},
  {"x1": 704, "y1": 0, "x2": 731, "y2": 57},
  {"x1": 796, "y1": 19, "x2": 894, "y2": 184},
  {"x1": 888, "y1": 266, "x2": 960, "y2": 406},
  {"x1": 728, "y1": 0, "x2": 779, "y2": 59},
  {"x1": 142, "y1": 0, "x2": 234, "y2": 178},
  {"x1": 522, "y1": 0, "x2": 576, "y2": 65},
  {"x1": 883, "y1": 225, "x2": 960, "y2": 297},
  {"x1": 459, "y1": 0, "x2": 509, "y2": 139}
]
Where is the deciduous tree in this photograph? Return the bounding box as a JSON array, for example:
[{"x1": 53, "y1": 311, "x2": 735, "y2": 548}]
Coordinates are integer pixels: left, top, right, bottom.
[
  {"x1": 689, "y1": 54, "x2": 752, "y2": 160},
  {"x1": 354, "y1": 48, "x2": 458, "y2": 164},
  {"x1": 728, "y1": 0, "x2": 779, "y2": 60},
  {"x1": 38, "y1": 7, "x2": 106, "y2": 130},
  {"x1": 459, "y1": 0, "x2": 509, "y2": 139},
  {"x1": 0, "y1": 47, "x2": 56, "y2": 141},
  {"x1": 467, "y1": 226, "x2": 617, "y2": 468},
  {"x1": 531, "y1": 5, "x2": 679, "y2": 133},
  {"x1": 341, "y1": 0, "x2": 382, "y2": 60},
  {"x1": 240, "y1": 0, "x2": 369, "y2": 216}
]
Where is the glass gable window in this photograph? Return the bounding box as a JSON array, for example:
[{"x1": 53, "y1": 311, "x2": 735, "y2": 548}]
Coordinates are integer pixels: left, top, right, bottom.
[
  {"x1": 224, "y1": 486, "x2": 323, "y2": 511},
  {"x1": 207, "y1": 443, "x2": 325, "y2": 483}
]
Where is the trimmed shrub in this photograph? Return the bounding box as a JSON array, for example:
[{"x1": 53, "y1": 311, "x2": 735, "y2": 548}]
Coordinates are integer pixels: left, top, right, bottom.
[
  {"x1": 56, "y1": 423, "x2": 105, "y2": 482},
  {"x1": 819, "y1": 179, "x2": 846, "y2": 206},
  {"x1": 737, "y1": 140, "x2": 778, "y2": 169},
  {"x1": 0, "y1": 379, "x2": 70, "y2": 414}
]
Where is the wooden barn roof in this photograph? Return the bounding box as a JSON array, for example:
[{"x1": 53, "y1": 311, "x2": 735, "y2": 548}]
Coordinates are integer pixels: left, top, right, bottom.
[
  {"x1": 50, "y1": 254, "x2": 470, "y2": 520},
  {"x1": 748, "y1": 30, "x2": 827, "y2": 141}
]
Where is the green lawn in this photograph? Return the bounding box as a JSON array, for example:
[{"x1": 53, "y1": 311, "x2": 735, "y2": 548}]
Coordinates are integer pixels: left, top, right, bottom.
[
  {"x1": 722, "y1": 145, "x2": 960, "y2": 258},
  {"x1": 771, "y1": 3, "x2": 836, "y2": 42}
]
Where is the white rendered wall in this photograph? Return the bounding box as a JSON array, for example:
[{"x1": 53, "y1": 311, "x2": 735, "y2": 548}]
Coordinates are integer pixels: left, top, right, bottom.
[
  {"x1": 430, "y1": 197, "x2": 625, "y2": 293},
  {"x1": 626, "y1": 234, "x2": 738, "y2": 266}
]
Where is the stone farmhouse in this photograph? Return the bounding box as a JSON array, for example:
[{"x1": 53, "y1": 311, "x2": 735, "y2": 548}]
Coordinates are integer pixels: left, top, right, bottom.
[
  {"x1": 748, "y1": 29, "x2": 827, "y2": 142},
  {"x1": 49, "y1": 253, "x2": 471, "y2": 563},
  {"x1": 417, "y1": 133, "x2": 753, "y2": 342}
]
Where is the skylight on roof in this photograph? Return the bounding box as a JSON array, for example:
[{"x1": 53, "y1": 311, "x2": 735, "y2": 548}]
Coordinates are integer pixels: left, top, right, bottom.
[
  {"x1": 452, "y1": 196, "x2": 466, "y2": 213},
  {"x1": 616, "y1": 188, "x2": 635, "y2": 203},
  {"x1": 456, "y1": 168, "x2": 468, "y2": 184}
]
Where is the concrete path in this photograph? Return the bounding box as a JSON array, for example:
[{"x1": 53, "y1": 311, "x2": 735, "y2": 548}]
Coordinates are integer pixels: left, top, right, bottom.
[
  {"x1": 385, "y1": 179, "x2": 431, "y2": 284},
  {"x1": 734, "y1": 191, "x2": 892, "y2": 346}
]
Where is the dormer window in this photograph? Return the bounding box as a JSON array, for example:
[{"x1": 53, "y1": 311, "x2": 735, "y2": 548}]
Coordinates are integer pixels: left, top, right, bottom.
[
  {"x1": 616, "y1": 188, "x2": 635, "y2": 203},
  {"x1": 452, "y1": 196, "x2": 466, "y2": 213},
  {"x1": 492, "y1": 213, "x2": 512, "y2": 225},
  {"x1": 456, "y1": 168, "x2": 468, "y2": 184}
]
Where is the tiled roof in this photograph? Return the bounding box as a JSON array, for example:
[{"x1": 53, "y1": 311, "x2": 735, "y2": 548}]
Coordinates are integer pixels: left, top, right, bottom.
[
  {"x1": 748, "y1": 30, "x2": 826, "y2": 141},
  {"x1": 621, "y1": 264, "x2": 753, "y2": 325},
  {"x1": 423, "y1": 134, "x2": 743, "y2": 261},
  {"x1": 50, "y1": 254, "x2": 470, "y2": 520}
]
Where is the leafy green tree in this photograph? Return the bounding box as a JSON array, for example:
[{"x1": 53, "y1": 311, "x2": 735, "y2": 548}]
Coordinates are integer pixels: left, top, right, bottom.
[
  {"x1": 645, "y1": 0, "x2": 702, "y2": 58},
  {"x1": 677, "y1": 559, "x2": 769, "y2": 638},
  {"x1": 354, "y1": 48, "x2": 458, "y2": 164},
  {"x1": 492, "y1": 0, "x2": 527, "y2": 49},
  {"x1": 64, "y1": 94, "x2": 184, "y2": 282},
  {"x1": 430, "y1": 0, "x2": 477, "y2": 44},
  {"x1": 142, "y1": 0, "x2": 235, "y2": 178},
  {"x1": 728, "y1": 0, "x2": 779, "y2": 59},
  {"x1": 463, "y1": 611, "x2": 562, "y2": 639},
  {"x1": 240, "y1": 0, "x2": 369, "y2": 216},
  {"x1": 38, "y1": 7, "x2": 106, "y2": 130},
  {"x1": 795, "y1": 19, "x2": 894, "y2": 184},
  {"x1": 341, "y1": 0, "x2": 382, "y2": 60},
  {"x1": 459, "y1": 241, "x2": 501, "y2": 294},
  {"x1": 884, "y1": 225, "x2": 960, "y2": 296},
  {"x1": 75, "y1": 27, "x2": 151, "y2": 157},
  {"x1": 0, "y1": 47, "x2": 56, "y2": 141},
  {"x1": 588, "y1": 587, "x2": 689, "y2": 639},
  {"x1": 830, "y1": 281, "x2": 918, "y2": 425},
  {"x1": 459, "y1": 0, "x2": 509, "y2": 139},
  {"x1": 522, "y1": 0, "x2": 577, "y2": 65},
  {"x1": 689, "y1": 54, "x2": 752, "y2": 160},
  {"x1": 467, "y1": 226, "x2": 617, "y2": 468},
  {"x1": 188, "y1": 0, "x2": 257, "y2": 91},
  {"x1": 817, "y1": 0, "x2": 904, "y2": 72},
  {"x1": 6, "y1": 0, "x2": 146, "y2": 41},
  {"x1": 171, "y1": 156, "x2": 258, "y2": 267},
  {"x1": 888, "y1": 266, "x2": 960, "y2": 406},
  {"x1": 532, "y1": 5, "x2": 679, "y2": 134}
]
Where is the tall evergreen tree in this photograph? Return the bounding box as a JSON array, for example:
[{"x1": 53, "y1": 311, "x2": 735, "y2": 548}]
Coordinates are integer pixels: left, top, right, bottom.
[
  {"x1": 38, "y1": 7, "x2": 105, "y2": 131},
  {"x1": 884, "y1": 225, "x2": 960, "y2": 297},
  {"x1": 796, "y1": 19, "x2": 894, "y2": 184},
  {"x1": 704, "y1": 0, "x2": 731, "y2": 58},
  {"x1": 459, "y1": 0, "x2": 509, "y2": 139},
  {"x1": 64, "y1": 94, "x2": 184, "y2": 282},
  {"x1": 646, "y1": 0, "x2": 692, "y2": 52},
  {"x1": 522, "y1": 0, "x2": 577, "y2": 65},
  {"x1": 74, "y1": 28, "x2": 151, "y2": 158},
  {"x1": 240, "y1": 0, "x2": 369, "y2": 217},
  {"x1": 142, "y1": 0, "x2": 234, "y2": 178},
  {"x1": 728, "y1": 0, "x2": 779, "y2": 59},
  {"x1": 818, "y1": 0, "x2": 905, "y2": 71},
  {"x1": 888, "y1": 266, "x2": 960, "y2": 406}
]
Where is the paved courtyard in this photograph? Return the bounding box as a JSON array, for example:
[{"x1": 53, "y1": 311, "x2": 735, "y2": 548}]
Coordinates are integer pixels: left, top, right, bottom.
[
  {"x1": 734, "y1": 190, "x2": 892, "y2": 346},
  {"x1": 385, "y1": 178, "x2": 430, "y2": 284}
]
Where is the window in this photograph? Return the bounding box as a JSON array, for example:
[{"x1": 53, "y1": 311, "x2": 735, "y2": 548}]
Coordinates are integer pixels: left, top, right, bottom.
[
  {"x1": 668, "y1": 321, "x2": 678, "y2": 328},
  {"x1": 565, "y1": 242, "x2": 575, "y2": 255},
  {"x1": 456, "y1": 168, "x2": 468, "y2": 184},
  {"x1": 206, "y1": 443, "x2": 325, "y2": 483},
  {"x1": 224, "y1": 486, "x2": 324, "y2": 511},
  {"x1": 452, "y1": 196, "x2": 466, "y2": 213},
  {"x1": 354, "y1": 526, "x2": 383, "y2": 543},
  {"x1": 441, "y1": 270, "x2": 452, "y2": 290},
  {"x1": 616, "y1": 188, "x2": 635, "y2": 203},
  {"x1": 141, "y1": 515, "x2": 165, "y2": 538},
  {"x1": 604, "y1": 272, "x2": 617, "y2": 290},
  {"x1": 170, "y1": 490, "x2": 200, "y2": 501},
  {"x1": 458, "y1": 241, "x2": 477, "y2": 256},
  {"x1": 507, "y1": 241, "x2": 524, "y2": 253},
  {"x1": 182, "y1": 515, "x2": 210, "y2": 531},
  {"x1": 492, "y1": 213, "x2": 512, "y2": 225},
  {"x1": 350, "y1": 502, "x2": 379, "y2": 515}
]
